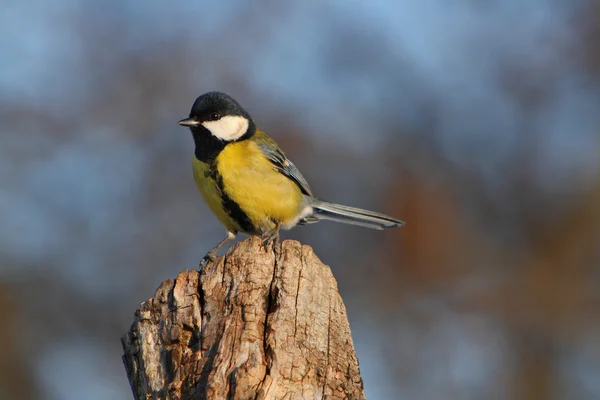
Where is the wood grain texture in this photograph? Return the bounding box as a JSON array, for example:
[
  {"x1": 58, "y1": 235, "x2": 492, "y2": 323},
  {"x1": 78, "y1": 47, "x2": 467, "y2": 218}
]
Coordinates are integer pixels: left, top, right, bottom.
[{"x1": 122, "y1": 237, "x2": 365, "y2": 400}]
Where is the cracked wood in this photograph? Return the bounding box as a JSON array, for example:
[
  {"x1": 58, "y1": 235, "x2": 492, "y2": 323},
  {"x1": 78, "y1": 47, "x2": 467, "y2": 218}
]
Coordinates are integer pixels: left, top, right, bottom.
[{"x1": 121, "y1": 237, "x2": 366, "y2": 400}]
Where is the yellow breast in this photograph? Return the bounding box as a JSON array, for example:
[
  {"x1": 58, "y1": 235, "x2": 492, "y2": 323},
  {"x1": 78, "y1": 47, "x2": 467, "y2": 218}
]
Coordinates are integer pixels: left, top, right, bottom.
[
  {"x1": 192, "y1": 157, "x2": 240, "y2": 232},
  {"x1": 216, "y1": 140, "x2": 305, "y2": 233}
]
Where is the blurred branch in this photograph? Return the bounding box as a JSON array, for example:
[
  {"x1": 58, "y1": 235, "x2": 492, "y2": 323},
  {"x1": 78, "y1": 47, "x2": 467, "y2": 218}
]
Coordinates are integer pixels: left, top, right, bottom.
[
  {"x1": 0, "y1": 285, "x2": 38, "y2": 400},
  {"x1": 121, "y1": 237, "x2": 365, "y2": 400}
]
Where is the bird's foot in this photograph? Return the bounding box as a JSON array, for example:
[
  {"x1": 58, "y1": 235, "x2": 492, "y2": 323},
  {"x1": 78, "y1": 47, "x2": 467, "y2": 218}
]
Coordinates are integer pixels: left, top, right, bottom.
[
  {"x1": 260, "y1": 230, "x2": 280, "y2": 253},
  {"x1": 199, "y1": 249, "x2": 218, "y2": 269}
]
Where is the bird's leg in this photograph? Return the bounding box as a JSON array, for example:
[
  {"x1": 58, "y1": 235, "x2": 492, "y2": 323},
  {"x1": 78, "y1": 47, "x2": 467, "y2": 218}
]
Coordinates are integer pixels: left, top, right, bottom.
[
  {"x1": 271, "y1": 225, "x2": 281, "y2": 257},
  {"x1": 201, "y1": 231, "x2": 236, "y2": 267},
  {"x1": 261, "y1": 222, "x2": 281, "y2": 252}
]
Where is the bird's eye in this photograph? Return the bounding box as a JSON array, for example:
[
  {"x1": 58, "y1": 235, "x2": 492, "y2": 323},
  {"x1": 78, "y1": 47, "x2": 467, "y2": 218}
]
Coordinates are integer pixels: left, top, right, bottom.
[{"x1": 209, "y1": 112, "x2": 220, "y2": 121}]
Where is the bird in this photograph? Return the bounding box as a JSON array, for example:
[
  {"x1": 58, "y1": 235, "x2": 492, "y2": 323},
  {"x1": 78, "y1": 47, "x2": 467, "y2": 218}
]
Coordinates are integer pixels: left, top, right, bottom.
[{"x1": 178, "y1": 92, "x2": 403, "y2": 262}]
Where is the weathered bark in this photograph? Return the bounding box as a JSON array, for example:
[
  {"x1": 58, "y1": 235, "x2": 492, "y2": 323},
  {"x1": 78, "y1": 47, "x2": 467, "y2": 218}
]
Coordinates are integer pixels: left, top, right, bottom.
[{"x1": 121, "y1": 236, "x2": 365, "y2": 400}]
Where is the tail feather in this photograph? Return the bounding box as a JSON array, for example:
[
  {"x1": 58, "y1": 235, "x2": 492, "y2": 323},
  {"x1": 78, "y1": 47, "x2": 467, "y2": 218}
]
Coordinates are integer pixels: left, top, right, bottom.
[{"x1": 308, "y1": 199, "x2": 404, "y2": 230}]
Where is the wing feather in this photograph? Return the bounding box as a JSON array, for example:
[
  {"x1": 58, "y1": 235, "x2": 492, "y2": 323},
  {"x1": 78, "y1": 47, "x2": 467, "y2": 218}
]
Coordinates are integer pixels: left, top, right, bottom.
[{"x1": 256, "y1": 140, "x2": 313, "y2": 197}]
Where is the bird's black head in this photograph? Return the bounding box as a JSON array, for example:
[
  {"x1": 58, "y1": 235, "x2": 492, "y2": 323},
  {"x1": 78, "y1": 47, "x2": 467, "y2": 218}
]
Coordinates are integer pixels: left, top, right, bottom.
[{"x1": 178, "y1": 92, "x2": 255, "y2": 142}]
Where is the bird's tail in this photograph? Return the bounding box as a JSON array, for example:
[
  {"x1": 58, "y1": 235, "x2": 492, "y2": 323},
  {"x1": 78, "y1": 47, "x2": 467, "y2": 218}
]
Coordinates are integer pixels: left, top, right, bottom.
[{"x1": 308, "y1": 198, "x2": 404, "y2": 230}]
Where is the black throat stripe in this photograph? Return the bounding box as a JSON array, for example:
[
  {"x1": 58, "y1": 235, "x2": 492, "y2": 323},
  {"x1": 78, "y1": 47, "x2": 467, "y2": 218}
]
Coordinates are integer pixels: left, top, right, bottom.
[
  {"x1": 214, "y1": 169, "x2": 255, "y2": 234},
  {"x1": 192, "y1": 130, "x2": 226, "y2": 163},
  {"x1": 198, "y1": 156, "x2": 255, "y2": 235},
  {"x1": 191, "y1": 121, "x2": 256, "y2": 163}
]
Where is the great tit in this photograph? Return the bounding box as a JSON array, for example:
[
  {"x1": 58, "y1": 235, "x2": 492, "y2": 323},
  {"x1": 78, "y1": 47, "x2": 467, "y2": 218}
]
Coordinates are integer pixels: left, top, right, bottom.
[{"x1": 178, "y1": 92, "x2": 403, "y2": 261}]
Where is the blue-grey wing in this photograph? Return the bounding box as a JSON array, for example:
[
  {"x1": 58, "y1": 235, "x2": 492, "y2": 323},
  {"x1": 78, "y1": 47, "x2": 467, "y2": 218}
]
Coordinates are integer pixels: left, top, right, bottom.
[{"x1": 257, "y1": 142, "x2": 313, "y2": 197}]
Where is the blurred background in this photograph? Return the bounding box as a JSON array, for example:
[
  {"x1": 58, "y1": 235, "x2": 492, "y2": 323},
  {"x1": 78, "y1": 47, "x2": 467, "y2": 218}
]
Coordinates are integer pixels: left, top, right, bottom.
[{"x1": 1, "y1": 0, "x2": 600, "y2": 399}]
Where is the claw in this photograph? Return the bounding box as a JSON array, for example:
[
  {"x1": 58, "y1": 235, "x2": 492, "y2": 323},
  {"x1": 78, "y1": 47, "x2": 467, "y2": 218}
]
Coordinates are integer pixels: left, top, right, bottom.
[
  {"x1": 261, "y1": 236, "x2": 272, "y2": 248},
  {"x1": 200, "y1": 231, "x2": 236, "y2": 269},
  {"x1": 260, "y1": 227, "x2": 280, "y2": 253},
  {"x1": 260, "y1": 239, "x2": 270, "y2": 252},
  {"x1": 199, "y1": 249, "x2": 217, "y2": 268}
]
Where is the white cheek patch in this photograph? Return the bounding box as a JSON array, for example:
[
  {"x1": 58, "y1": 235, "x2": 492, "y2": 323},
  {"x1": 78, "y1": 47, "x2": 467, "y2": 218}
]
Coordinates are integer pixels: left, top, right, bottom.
[{"x1": 202, "y1": 115, "x2": 249, "y2": 141}]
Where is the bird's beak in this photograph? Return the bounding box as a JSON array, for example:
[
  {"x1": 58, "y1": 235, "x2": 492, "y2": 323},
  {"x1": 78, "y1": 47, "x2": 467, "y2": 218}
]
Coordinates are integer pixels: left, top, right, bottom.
[{"x1": 178, "y1": 117, "x2": 200, "y2": 127}]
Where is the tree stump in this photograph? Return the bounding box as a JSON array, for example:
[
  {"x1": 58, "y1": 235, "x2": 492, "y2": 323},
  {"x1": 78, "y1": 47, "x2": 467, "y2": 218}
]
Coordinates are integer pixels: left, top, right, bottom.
[{"x1": 121, "y1": 236, "x2": 366, "y2": 400}]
